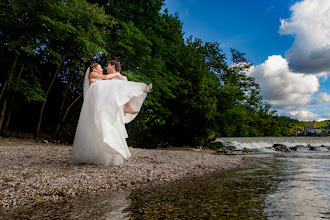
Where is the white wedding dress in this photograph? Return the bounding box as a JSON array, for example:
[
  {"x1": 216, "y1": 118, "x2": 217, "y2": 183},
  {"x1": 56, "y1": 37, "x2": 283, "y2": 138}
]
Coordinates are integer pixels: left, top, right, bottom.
[{"x1": 69, "y1": 68, "x2": 148, "y2": 166}]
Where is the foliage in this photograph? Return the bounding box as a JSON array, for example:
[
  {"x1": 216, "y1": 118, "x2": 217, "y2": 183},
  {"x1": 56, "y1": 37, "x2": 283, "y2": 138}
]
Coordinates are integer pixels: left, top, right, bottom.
[{"x1": 0, "y1": 0, "x2": 316, "y2": 147}]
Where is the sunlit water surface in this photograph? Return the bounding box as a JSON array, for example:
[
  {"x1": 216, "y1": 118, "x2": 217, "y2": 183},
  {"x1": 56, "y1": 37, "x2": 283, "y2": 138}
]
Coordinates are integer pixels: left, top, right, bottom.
[
  {"x1": 125, "y1": 152, "x2": 330, "y2": 219},
  {"x1": 1, "y1": 151, "x2": 329, "y2": 219}
]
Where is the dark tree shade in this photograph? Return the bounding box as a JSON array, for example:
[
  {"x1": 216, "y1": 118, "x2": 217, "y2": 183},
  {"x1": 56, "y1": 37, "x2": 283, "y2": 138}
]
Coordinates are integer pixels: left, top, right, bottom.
[{"x1": 0, "y1": 0, "x2": 302, "y2": 146}]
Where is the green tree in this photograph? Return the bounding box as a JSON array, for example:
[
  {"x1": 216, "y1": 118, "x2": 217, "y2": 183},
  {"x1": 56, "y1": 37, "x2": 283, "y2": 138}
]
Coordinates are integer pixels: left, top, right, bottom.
[
  {"x1": 0, "y1": 0, "x2": 49, "y2": 129},
  {"x1": 34, "y1": 0, "x2": 112, "y2": 138},
  {"x1": 216, "y1": 49, "x2": 275, "y2": 137}
]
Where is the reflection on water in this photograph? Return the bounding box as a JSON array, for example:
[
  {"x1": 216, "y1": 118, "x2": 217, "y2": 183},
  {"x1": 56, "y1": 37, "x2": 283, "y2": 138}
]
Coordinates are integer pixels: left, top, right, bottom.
[
  {"x1": 125, "y1": 152, "x2": 330, "y2": 219},
  {"x1": 0, "y1": 190, "x2": 131, "y2": 219},
  {"x1": 264, "y1": 153, "x2": 330, "y2": 219},
  {"x1": 1, "y1": 152, "x2": 329, "y2": 219}
]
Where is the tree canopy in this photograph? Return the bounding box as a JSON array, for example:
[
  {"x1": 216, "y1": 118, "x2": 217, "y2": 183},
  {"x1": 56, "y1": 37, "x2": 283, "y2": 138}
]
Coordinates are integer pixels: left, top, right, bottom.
[{"x1": 0, "y1": 0, "x2": 307, "y2": 147}]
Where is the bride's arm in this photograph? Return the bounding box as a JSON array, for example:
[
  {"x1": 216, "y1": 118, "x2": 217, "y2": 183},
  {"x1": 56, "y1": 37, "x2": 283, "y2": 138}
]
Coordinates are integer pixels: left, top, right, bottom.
[{"x1": 89, "y1": 71, "x2": 109, "y2": 80}]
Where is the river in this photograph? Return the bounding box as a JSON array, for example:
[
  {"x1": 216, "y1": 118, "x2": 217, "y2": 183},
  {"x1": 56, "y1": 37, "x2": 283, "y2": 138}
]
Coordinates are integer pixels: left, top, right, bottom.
[
  {"x1": 123, "y1": 137, "x2": 330, "y2": 219},
  {"x1": 125, "y1": 152, "x2": 329, "y2": 219},
  {"x1": 1, "y1": 137, "x2": 329, "y2": 219}
]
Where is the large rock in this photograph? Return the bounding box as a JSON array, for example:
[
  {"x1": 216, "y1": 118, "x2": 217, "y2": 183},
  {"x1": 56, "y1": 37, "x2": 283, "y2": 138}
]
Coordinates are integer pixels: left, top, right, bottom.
[
  {"x1": 289, "y1": 145, "x2": 305, "y2": 151},
  {"x1": 216, "y1": 145, "x2": 235, "y2": 154},
  {"x1": 273, "y1": 144, "x2": 288, "y2": 152},
  {"x1": 320, "y1": 145, "x2": 330, "y2": 150},
  {"x1": 309, "y1": 146, "x2": 318, "y2": 151}
]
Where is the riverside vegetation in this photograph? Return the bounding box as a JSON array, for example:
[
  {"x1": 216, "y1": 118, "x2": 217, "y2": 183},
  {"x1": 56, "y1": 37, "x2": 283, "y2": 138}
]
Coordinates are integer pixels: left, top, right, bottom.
[{"x1": 1, "y1": 0, "x2": 330, "y2": 148}]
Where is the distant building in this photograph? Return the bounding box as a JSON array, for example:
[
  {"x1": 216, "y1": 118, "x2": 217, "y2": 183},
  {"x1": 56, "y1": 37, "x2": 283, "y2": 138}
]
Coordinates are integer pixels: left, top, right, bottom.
[
  {"x1": 302, "y1": 120, "x2": 323, "y2": 136},
  {"x1": 321, "y1": 128, "x2": 330, "y2": 136},
  {"x1": 294, "y1": 120, "x2": 330, "y2": 136}
]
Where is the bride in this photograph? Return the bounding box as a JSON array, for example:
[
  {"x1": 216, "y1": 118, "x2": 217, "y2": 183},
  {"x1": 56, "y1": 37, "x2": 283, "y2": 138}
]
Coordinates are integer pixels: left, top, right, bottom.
[{"x1": 69, "y1": 61, "x2": 152, "y2": 166}]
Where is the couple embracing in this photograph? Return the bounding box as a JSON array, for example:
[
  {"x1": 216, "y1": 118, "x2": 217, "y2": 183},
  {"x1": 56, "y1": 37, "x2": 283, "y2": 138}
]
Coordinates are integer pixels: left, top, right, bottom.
[{"x1": 69, "y1": 60, "x2": 152, "y2": 166}]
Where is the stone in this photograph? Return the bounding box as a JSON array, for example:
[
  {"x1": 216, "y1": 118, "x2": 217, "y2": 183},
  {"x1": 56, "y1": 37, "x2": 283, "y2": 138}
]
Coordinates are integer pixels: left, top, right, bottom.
[
  {"x1": 289, "y1": 146, "x2": 298, "y2": 151},
  {"x1": 309, "y1": 146, "x2": 318, "y2": 151},
  {"x1": 273, "y1": 144, "x2": 288, "y2": 151},
  {"x1": 242, "y1": 148, "x2": 251, "y2": 153}
]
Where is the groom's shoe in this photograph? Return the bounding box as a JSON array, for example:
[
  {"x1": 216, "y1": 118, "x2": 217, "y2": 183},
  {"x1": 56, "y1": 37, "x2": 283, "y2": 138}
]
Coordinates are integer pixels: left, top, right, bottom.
[{"x1": 143, "y1": 83, "x2": 152, "y2": 93}]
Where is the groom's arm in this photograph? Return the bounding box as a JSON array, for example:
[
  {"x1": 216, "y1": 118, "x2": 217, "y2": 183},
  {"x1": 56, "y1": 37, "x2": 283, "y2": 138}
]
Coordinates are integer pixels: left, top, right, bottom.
[{"x1": 106, "y1": 72, "x2": 121, "y2": 80}]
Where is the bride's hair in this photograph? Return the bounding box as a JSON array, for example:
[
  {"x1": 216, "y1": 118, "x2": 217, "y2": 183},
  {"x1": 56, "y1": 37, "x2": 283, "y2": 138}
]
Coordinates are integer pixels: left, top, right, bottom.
[
  {"x1": 90, "y1": 63, "x2": 99, "y2": 72},
  {"x1": 108, "y1": 60, "x2": 121, "y2": 72}
]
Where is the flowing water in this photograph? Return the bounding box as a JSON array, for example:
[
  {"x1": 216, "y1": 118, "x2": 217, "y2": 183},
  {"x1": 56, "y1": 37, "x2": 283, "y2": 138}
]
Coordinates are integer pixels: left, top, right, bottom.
[
  {"x1": 215, "y1": 136, "x2": 330, "y2": 153},
  {"x1": 1, "y1": 137, "x2": 329, "y2": 219},
  {"x1": 125, "y1": 152, "x2": 330, "y2": 219}
]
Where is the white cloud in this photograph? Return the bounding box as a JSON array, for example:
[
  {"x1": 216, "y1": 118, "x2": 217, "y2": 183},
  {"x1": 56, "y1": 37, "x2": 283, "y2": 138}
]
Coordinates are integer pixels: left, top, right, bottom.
[
  {"x1": 279, "y1": 0, "x2": 330, "y2": 73},
  {"x1": 285, "y1": 109, "x2": 326, "y2": 121},
  {"x1": 317, "y1": 72, "x2": 329, "y2": 81},
  {"x1": 246, "y1": 0, "x2": 330, "y2": 121},
  {"x1": 312, "y1": 92, "x2": 330, "y2": 104},
  {"x1": 247, "y1": 55, "x2": 319, "y2": 109}
]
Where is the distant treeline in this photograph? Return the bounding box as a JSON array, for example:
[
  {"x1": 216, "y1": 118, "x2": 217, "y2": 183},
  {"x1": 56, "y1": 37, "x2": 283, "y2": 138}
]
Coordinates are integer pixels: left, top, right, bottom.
[{"x1": 0, "y1": 0, "x2": 317, "y2": 147}]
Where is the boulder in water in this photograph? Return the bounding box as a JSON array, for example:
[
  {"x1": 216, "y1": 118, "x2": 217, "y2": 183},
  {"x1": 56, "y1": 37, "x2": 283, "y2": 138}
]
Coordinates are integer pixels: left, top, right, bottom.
[
  {"x1": 289, "y1": 146, "x2": 298, "y2": 151},
  {"x1": 273, "y1": 144, "x2": 288, "y2": 152},
  {"x1": 216, "y1": 145, "x2": 236, "y2": 154},
  {"x1": 309, "y1": 146, "x2": 318, "y2": 151},
  {"x1": 242, "y1": 148, "x2": 251, "y2": 153},
  {"x1": 290, "y1": 145, "x2": 305, "y2": 151},
  {"x1": 320, "y1": 145, "x2": 330, "y2": 150},
  {"x1": 295, "y1": 145, "x2": 305, "y2": 148}
]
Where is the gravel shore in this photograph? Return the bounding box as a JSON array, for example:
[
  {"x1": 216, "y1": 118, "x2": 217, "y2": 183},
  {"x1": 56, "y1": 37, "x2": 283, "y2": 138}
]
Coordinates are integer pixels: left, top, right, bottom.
[{"x1": 0, "y1": 137, "x2": 251, "y2": 209}]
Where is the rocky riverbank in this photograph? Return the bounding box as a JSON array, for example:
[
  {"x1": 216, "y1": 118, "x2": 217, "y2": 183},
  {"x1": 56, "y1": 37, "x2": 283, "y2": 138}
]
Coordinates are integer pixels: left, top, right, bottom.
[{"x1": 0, "y1": 137, "x2": 251, "y2": 209}]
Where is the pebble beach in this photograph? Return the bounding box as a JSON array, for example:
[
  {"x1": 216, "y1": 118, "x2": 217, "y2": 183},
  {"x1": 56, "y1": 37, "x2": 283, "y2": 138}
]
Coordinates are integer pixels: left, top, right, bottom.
[{"x1": 0, "y1": 137, "x2": 251, "y2": 210}]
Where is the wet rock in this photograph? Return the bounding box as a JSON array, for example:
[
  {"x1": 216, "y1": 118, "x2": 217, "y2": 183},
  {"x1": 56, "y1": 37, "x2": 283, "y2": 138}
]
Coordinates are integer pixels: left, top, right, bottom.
[
  {"x1": 296, "y1": 145, "x2": 305, "y2": 148},
  {"x1": 289, "y1": 145, "x2": 304, "y2": 151},
  {"x1": 309, "y1": 146, "x2": 318, "y2": 151},
  {"x1": 242, "y1": 148, "x2": 251, "y2": 153},
  {"x1": 320, "y1": 145, "x2": 330, "y2": 150},
  {"x1": 216, "y1": 146, "x2": 235, "y2": 154},
  {"x1": 273, "y1": 144, "x2": 288, "y2": 152},
  {"x1": 289, "y1": 146, "x2": 298, "y2": 151},
  {"x1": 216, "y1": 149, "x2": 228, "y2": 154}
]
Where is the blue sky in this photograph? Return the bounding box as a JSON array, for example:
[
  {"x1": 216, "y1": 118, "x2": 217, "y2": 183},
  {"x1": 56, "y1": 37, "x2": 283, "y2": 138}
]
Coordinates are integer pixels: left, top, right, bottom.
[{"x1": 164, "y1": 0, "x2": 330, "y2": 121}]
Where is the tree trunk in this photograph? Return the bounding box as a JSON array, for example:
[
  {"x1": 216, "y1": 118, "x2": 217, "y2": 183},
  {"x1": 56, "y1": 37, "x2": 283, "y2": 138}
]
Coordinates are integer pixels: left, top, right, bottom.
[
  {"x1": 0, "y1": 98, "x2": 7, "y2": 129},
  {"x1": 4, "y1": 64, "x2": 24, "y2": 131},
  {"x1": 0, "y1": 53, "x2": 18, "y2": 101},
  {"x1": 35, "y1": 50, "x2": 69, "y2": 139},
  {"x1": 53, "y1": 94, "x2": 82, "y2": 139},
  {"x1": 0, "y1": 54, "x2": 19, "y2": 129},
  {"x1": 53, "y1": 72, "x2": 84, "y2": 140},
  {"x1": 58, "y1": 67, "x2": 77, "y2": 124},
  {"x1": 52, "y1": 66, "x2": 77, "y2": 139},
  {"x1": 4, "y1": 98, "x2": 13, "y2": 130}
]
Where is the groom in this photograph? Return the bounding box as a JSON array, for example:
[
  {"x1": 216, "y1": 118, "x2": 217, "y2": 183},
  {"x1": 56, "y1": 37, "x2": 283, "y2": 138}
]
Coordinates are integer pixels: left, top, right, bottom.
[
  {"x1": 105, "y1": 60, "x2": 127, "y2": 80},
  {"x1": 105, "y1": 60, "x2": 152, "y2": 93}
]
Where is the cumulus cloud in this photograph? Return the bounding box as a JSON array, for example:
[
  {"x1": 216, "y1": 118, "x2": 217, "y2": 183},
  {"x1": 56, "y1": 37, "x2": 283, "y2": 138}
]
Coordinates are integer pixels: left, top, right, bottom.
[
  {"x1": 317, "y1": 72, "x2": 330, "y2": 81},
  {"x1": 245, "y1": 0, "x2": 330, "y2": 121},
  {"x1": 278, "y1": 0, "x2": 330, "y2": 73},
  {"x1": 247, "y1": 55, "x2": 319, "y2": 109},
  {"x1": 285, "y1": 109, "x2": 326, "y2": 121},
  {"x1": 311, "y1": 92, "x2": 330, "y2": 104}
]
